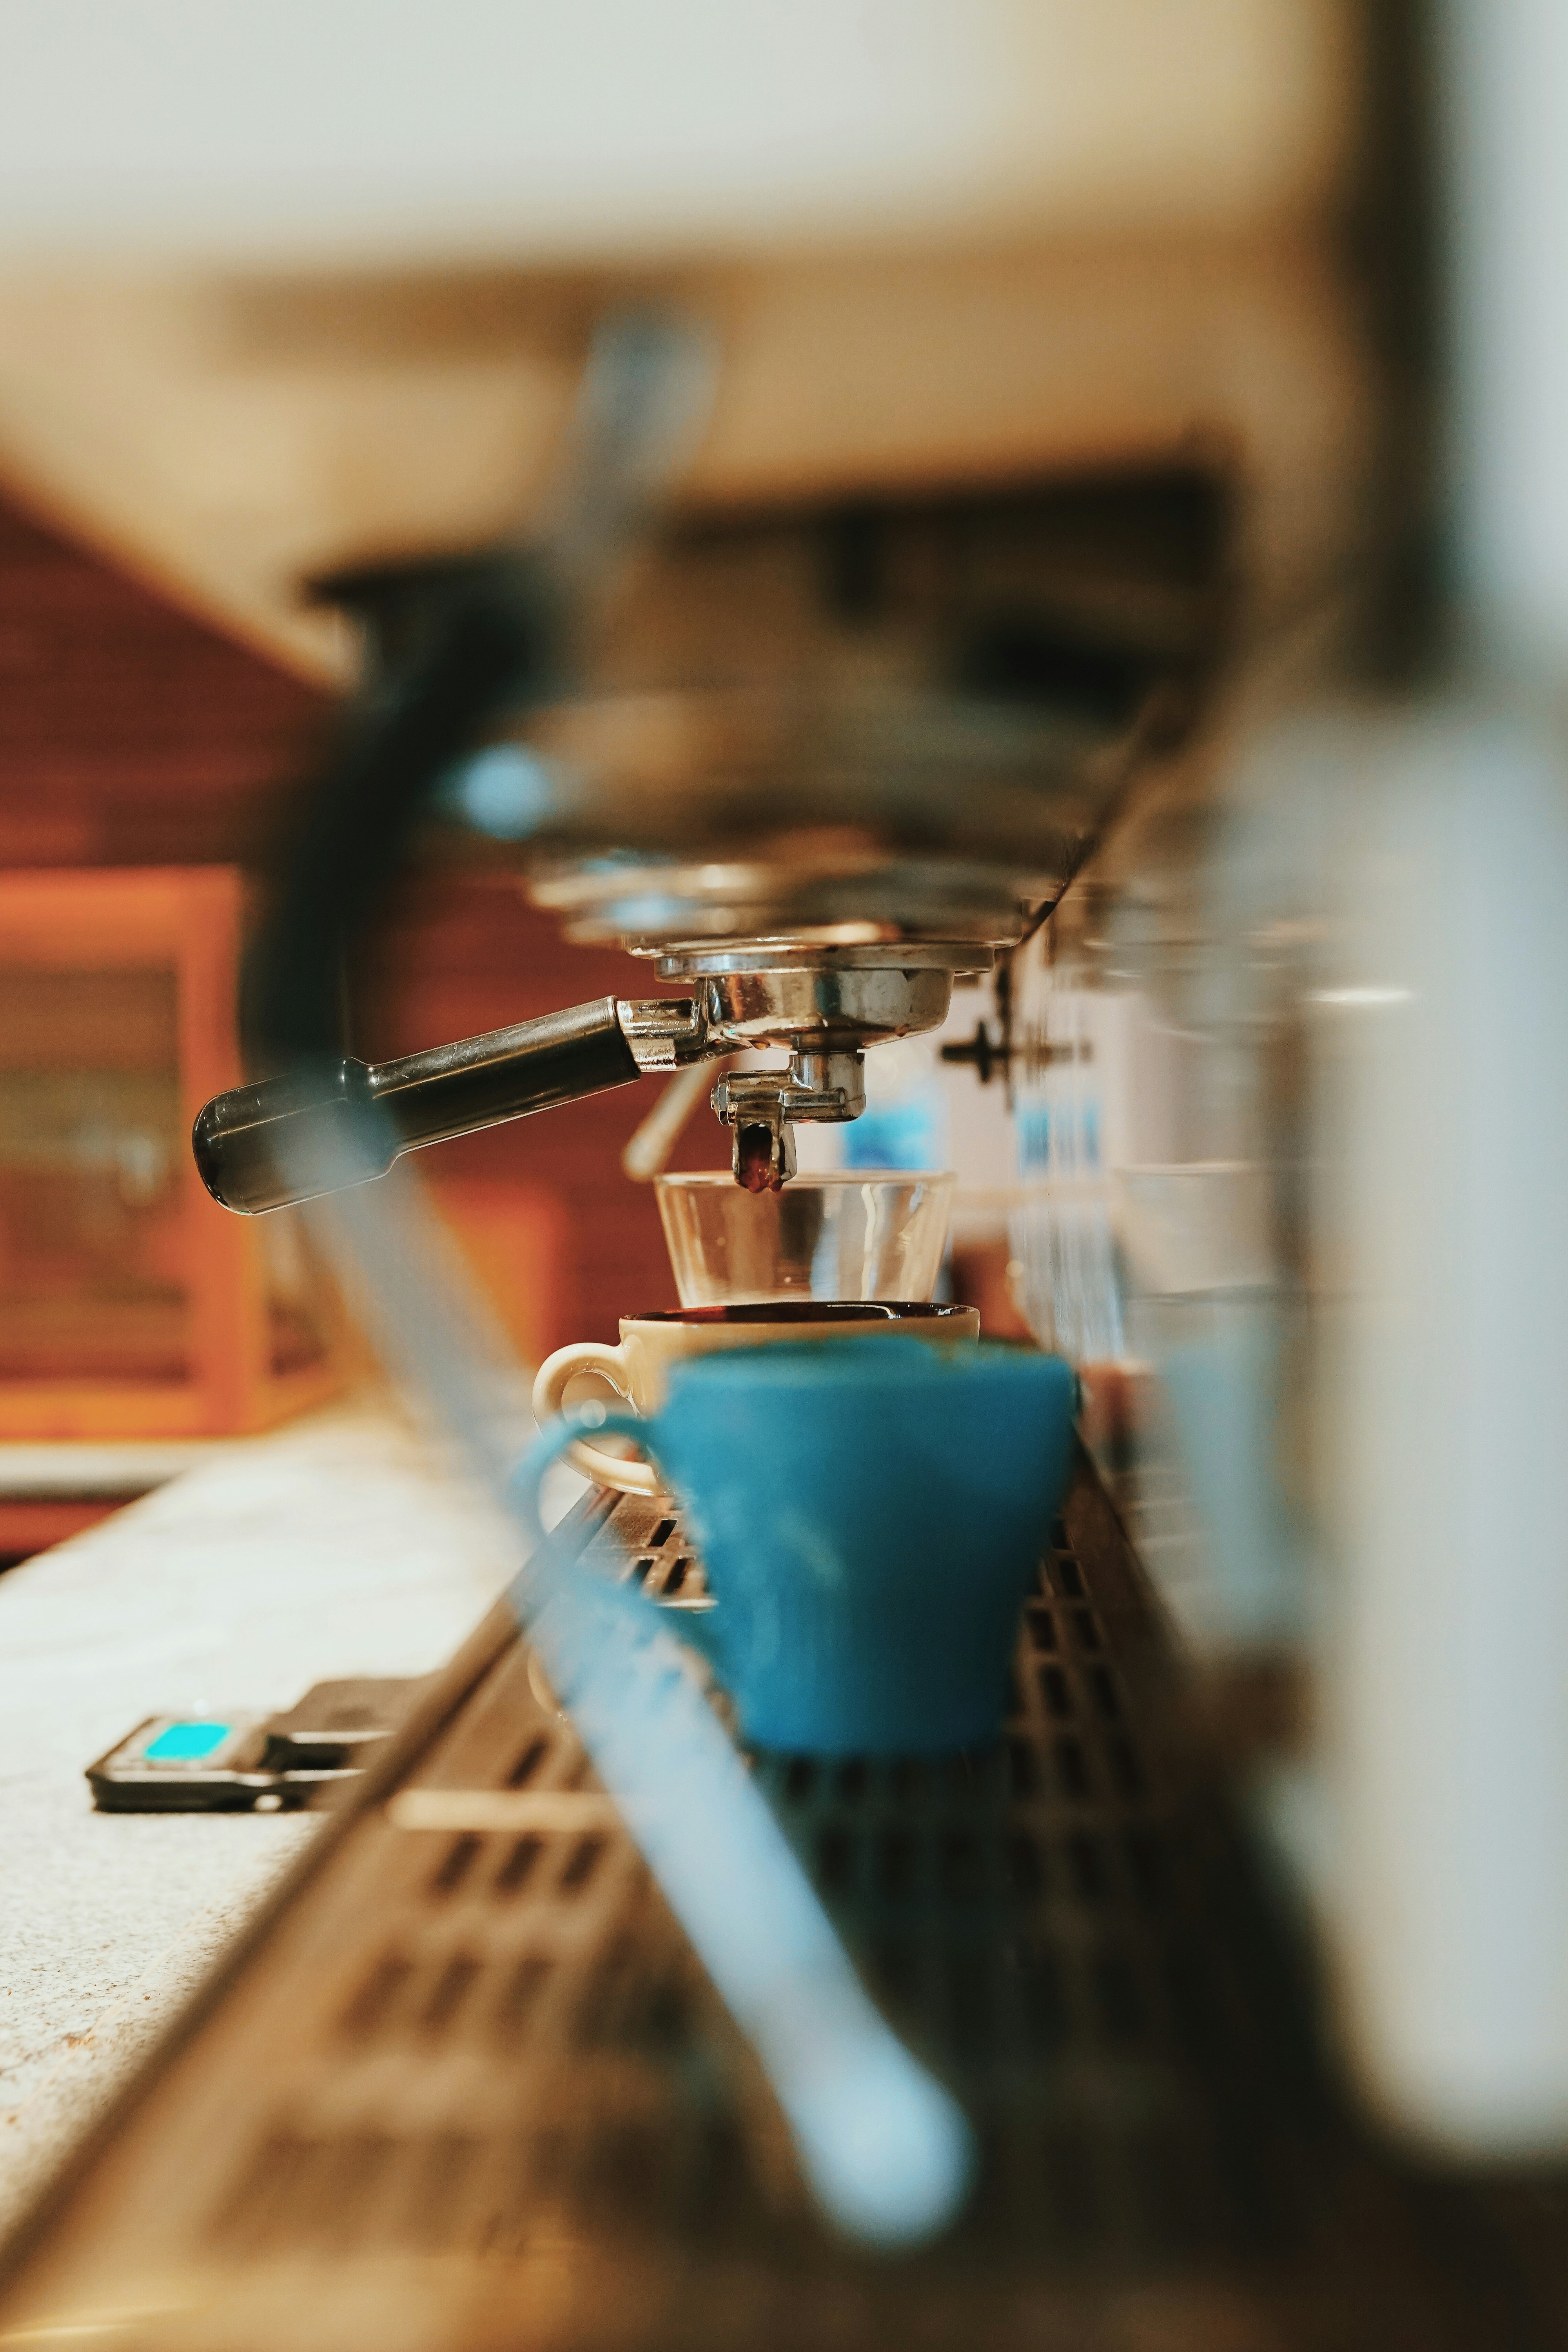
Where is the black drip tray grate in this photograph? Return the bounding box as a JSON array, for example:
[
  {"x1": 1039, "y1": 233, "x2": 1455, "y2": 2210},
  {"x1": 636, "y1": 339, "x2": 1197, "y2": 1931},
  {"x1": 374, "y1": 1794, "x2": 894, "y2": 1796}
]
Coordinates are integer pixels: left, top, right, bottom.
[{"x1": 3, "y1": 1459, "x2": 1568, "y2": 2351}]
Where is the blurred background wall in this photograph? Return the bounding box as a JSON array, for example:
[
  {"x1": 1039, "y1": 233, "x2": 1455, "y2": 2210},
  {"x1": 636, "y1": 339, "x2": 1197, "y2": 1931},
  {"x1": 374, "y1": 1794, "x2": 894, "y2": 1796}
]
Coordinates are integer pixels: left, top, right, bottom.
[{"x1": 0, "y1": 485, "x2": 733, "y2": 1376}]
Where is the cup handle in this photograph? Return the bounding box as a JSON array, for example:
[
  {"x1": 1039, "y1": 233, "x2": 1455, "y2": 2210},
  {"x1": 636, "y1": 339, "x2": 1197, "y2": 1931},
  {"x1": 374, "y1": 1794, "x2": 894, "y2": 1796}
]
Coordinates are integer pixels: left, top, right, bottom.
[
  {"x1": 531, "y1": 1340, "x2": 661, "y2": 1497},
  {"x1": 513, "y1": 1406, "x2": 720, "y2": 1667},
  {"x1": 513, "y1": 1407, "x2": 656, "y2": 1548}
]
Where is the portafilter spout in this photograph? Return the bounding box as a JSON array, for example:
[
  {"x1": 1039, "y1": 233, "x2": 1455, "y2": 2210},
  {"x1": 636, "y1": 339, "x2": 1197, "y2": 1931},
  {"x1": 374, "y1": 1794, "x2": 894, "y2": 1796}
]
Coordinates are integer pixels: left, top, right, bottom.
[{"x1": 667, "y1": 943, "x2": 983, "y2": 1191}]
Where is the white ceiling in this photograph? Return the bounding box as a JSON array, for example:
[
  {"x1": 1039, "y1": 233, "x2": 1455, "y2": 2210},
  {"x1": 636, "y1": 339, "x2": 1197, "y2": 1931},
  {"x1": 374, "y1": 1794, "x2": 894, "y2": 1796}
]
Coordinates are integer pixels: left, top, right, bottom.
[
  {"x1": 0, "y1": 1, "x2": 1361, "y2": 679},
  {"x1": 0, "y1": 1, "x2": 1348, "y2": 264}
]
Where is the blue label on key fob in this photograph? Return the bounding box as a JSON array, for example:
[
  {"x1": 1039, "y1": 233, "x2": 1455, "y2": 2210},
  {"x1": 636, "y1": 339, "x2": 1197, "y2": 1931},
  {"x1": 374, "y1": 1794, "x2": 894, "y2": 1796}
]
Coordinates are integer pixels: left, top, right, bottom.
[{"x1": 142, "y1": 1722, "x2": 233, "y2": 1763}]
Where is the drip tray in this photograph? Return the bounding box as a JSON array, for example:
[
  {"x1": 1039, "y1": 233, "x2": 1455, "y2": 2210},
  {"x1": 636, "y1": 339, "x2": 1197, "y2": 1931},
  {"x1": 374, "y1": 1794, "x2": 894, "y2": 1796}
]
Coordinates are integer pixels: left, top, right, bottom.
[{"x1": 1, "y1": 1459, "x2": 1565, "y2": 2350}]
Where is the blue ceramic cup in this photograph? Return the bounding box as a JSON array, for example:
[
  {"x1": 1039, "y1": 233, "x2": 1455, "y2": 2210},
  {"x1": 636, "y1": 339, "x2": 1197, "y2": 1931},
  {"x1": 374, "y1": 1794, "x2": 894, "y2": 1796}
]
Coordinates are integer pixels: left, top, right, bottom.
[{"x1": 521, "y1": 1338, "x2": 1076, "y2": 1755}]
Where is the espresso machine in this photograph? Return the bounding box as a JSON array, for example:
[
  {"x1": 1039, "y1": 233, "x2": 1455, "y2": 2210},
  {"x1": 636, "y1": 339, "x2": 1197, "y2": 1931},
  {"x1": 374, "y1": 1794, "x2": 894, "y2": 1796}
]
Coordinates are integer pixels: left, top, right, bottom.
[
  {"x1": 186, "y1": 501, "x2": 1146, "y2": 1209},
  {"x1": 6, "y1": 3, "x2": 1568, "y2": 2344}
]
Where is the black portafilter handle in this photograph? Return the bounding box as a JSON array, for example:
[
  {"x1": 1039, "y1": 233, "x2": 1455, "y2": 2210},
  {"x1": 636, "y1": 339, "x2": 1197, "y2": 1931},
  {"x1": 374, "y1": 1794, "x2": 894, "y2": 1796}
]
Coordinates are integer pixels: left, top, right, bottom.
[{"x1": 193, "y1": 995, "x2": 643, "y2": 1215}]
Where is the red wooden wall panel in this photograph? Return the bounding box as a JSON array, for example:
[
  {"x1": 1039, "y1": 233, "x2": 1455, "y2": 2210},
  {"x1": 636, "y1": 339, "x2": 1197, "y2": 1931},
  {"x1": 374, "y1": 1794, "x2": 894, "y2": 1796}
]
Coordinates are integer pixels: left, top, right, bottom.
[{"x1": 0, "y1": 490, "x2": 721, "y2": 1353}]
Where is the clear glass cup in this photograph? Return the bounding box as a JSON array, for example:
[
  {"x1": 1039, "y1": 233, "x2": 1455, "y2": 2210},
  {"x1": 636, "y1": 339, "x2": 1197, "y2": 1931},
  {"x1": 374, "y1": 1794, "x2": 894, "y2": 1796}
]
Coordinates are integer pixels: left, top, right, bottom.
[{"x1": 653, "y1": 1170, "x2": 956, "y2": 1307}]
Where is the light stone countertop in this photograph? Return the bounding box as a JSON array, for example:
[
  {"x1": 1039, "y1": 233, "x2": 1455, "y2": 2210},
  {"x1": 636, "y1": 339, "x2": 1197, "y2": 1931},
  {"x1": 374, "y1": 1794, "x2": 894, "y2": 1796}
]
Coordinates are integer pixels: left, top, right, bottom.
[
  {"x1": 0, "y1": 1440, "x2": 229, "y2": 1500},
  {"x1": 0, "y1": 1394, "x2": 582, "y2": 2239}
]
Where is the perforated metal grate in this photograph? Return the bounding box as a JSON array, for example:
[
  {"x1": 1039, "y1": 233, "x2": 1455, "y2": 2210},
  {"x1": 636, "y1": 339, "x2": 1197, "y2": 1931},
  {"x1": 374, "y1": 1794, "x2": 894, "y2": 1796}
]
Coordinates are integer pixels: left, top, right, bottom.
[
  {"x1": 3, "y1": 1461, "x2": 1568, "y2": 2351},
  {"x1": 199, "y1": 1488, "x2": 1252, "y2": 2283}
]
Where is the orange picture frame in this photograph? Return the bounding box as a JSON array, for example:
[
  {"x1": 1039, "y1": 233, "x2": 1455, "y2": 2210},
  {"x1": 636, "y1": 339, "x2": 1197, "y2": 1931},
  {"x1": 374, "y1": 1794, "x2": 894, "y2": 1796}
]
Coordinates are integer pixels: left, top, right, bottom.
[{"x1": 0, "y1": 867, "x2": 341, "y2": 1438}]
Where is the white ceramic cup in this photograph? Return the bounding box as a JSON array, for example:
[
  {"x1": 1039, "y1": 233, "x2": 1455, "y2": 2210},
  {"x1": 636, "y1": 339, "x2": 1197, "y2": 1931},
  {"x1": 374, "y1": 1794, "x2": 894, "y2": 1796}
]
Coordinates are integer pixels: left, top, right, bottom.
[{"x1": 531, "y1": 1301, "x2": 982, "y2": 1494}]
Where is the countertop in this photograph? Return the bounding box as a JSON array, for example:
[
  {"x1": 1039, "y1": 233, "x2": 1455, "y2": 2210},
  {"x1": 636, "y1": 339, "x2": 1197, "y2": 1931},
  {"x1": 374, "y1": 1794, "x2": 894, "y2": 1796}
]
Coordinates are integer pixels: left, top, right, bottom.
[
  {"x1": 0, "y1": 1440, "x2": 230, "y2": 1501},
  {"x1": 0, "y1": 1394, "x2": 580, "y2": 2239}
]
